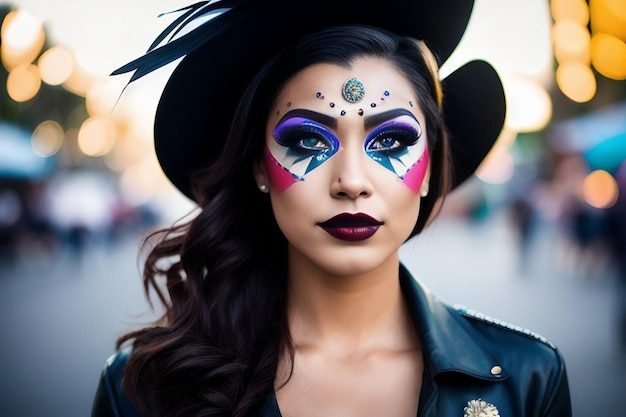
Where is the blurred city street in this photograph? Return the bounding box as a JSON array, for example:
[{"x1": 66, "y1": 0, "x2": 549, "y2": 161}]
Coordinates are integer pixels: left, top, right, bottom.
[{"x1": 0, "y1": 209, "x2": 624, "y2": 417}]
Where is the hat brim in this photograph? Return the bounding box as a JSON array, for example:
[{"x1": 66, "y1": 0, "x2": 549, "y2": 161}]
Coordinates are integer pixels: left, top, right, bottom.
[
  {"x1": 151, "y1": 0, "x2": 504, "y2": 199},
  {"x1": 442, "y1": 59, "x2": 506, "y2": 187}
]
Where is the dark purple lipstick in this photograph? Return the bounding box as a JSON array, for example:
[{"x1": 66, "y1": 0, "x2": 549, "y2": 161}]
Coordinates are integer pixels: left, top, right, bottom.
[{"x1": 318, "y1": 213, "x2": 383, "y2": 241}]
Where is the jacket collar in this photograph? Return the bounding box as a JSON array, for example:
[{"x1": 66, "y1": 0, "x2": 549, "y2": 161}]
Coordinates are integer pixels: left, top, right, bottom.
[{"x1": 399, "y1": 264, "x2": 507, "y2": 382}]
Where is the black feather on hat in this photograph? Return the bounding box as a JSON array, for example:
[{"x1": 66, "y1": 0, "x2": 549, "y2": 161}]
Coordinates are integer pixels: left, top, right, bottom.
[{"x1": 113, "y1": 0, "x2": 506, "y2": 200}]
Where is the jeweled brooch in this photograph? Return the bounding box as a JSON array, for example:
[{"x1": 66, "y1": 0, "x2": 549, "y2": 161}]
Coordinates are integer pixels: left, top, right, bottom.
[
  {"x1": 342, "y1": 77, "x2": 365, "y2": 103},
  {"x1": 463, "y1": 399, "x2": 500, "y2": 417}
]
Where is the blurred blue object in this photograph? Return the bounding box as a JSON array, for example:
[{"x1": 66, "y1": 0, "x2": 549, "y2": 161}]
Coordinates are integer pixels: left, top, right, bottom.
[
  {"x1": 548, "y1": 101, "x2": 626, "y2": 154},
  {"x1": 0, "y1": 122, "x2": 56, "y2": 179},
  {"x1": 585, "y1": 132, "x2": 626, "y2": 174}
]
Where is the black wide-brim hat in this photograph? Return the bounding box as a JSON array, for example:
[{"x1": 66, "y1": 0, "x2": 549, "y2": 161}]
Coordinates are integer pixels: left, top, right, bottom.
[{"x1": 114, "y1": 0, "x2": 506, "y2": 200}]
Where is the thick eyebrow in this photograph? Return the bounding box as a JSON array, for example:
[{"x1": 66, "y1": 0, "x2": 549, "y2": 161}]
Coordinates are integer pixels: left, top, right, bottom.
[
  {"x1": 276, "y1": 109, "x2": 337, "y2": 129},
  {"x1": 364, "y1": 108, "x2": 419, "y2": 130}
]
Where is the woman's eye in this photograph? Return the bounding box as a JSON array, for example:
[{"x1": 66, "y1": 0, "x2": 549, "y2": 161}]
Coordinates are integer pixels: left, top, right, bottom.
[
  {"x1": 273, "y1": 119, "x2": 336, "y2": 153},
  {"x1": 298, "y1": 137, "x2": 330, "y2": 150},
  {"x1": 369, "y1": 136, "x2": 402, "y2": 151},
  {"x1": 366, "y1": 129, "x2": 418, "y2": 153}
]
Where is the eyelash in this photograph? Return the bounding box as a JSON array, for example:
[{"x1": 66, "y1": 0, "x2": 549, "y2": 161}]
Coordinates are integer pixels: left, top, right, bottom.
[
  {"x1": 274, "y1": 125, "x2": 335, "y2": 153},
  {"x1": 366, "y1": 128, "x2": 420, "y2": 153},
  {"x1": 273, "y1": 118, "x2": 421, "y2": 155}
]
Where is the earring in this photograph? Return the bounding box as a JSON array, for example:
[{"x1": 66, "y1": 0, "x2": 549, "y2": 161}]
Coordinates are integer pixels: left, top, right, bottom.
[
  {"x1": 259, "y1": 184, "x2": 268, "y2": 193},
  {"x1": 420, "y1": 188, "x2": 429, "y2": 198}
]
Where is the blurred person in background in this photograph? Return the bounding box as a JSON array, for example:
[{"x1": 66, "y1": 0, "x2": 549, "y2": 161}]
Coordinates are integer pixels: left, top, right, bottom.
[
  {"x1": 91, "y1": 1, "x2": 572, "y2": 416},
  {"x1": 0, "y1": 184, "x2": 23, "y2": 260},
  {"x1": 604, "y1": 162, "x2": 626, "y2": 351}
]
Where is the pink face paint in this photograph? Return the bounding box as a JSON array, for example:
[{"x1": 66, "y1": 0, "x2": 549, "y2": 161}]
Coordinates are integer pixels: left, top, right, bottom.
[
  {"x1": 269, "y1": 110, "x2": 340, "y2": 180},
  {"x1": 363, "y1": 111, "x2": 427, "y2": 192},
  {"x1": 402, "y1": 144, "x2": 429, "y2": 194},
  {"x1": 264, "y1": 147, "x2": 297, "y2": 192}
]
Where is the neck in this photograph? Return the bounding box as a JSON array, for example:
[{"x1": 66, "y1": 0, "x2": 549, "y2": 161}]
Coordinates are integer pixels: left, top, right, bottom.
[{"x1": 285, "y1": 247, "x2": 412, "y2": 353}]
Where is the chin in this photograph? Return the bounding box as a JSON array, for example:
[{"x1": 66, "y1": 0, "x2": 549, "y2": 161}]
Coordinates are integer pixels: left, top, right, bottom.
[{"x1": 310, "y1": 251, "x2": 397, "y2": 278}]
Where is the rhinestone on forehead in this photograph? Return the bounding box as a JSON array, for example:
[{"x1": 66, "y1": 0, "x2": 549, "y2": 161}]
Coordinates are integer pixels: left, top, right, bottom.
[{"x1": 342, "y1": 78, "x2": 365, "y2": 103}]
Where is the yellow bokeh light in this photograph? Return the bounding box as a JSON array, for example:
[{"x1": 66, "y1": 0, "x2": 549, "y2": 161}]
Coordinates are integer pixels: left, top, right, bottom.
[
  {"x1": 0, "y1": 9, "x2": 45, "y2": 70},
  {"x1": 32, "y1": 120, "x2": 64, "y2": 157},
  {"x1": 503, "y1": 75, "x2": 553, "y2": 132},
  {"x1": 582, "y1": 170, "x2": 619, "y2": 208},
  {"x1": 551, "y1": 0, "x2": 589, "y2": 26},
  {"x1": 590, "y1": 33, "x2": 626, "y2": 80},
  {"x1": 590, "y1": 0, "x2": 626, "y2": 41},
  {"x1": 6, "y1": 63, "x2": 41, "y2": 102},
  {"x1": 38, "y1": 46, "x2": 75, "y2": 86},
  {"x1": 555, "y1": 62, "x2": 597, "y2": 102},
  {"x1": 77, "y1": 116, "x2": 118, "y2": 157},
  {"x1": 552, "y1": 20, "x2": 591, "y2": 63}
]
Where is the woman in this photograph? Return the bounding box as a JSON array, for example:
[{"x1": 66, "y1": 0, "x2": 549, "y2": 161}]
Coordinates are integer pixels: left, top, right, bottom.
[{"x1": 92, "y1": 1, "x2": 571, "y2": 416}]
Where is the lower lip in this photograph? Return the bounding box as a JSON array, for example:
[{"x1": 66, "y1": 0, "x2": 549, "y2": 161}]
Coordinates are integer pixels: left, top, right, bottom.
[{"x1": 321, "y1": 226, "x2": 380, "y2": 241}]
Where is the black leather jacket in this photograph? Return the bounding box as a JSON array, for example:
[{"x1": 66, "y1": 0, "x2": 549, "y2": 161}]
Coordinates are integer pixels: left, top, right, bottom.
[{"x1": 92, "y1": 264, "x2": 572, "y2": 417}]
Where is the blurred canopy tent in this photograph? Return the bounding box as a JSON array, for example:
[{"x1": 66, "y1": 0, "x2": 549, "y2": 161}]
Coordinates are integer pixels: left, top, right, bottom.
[
  {"x1": 547, "y1": 101, "x2": 626, "y2": 173},
  {"x1": 0, "y1": 121, "x2": 55, "y2": 179},
  {"x1": 585, "y1": 131, "x2": 626, "y2": 173}
]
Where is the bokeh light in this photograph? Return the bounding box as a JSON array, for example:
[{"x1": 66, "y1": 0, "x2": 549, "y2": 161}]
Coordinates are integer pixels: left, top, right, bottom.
[
  {"x1": 550, "y1": 0, "x2": 626, "y2": 99},
  {"x1": 550, "y1": 0, "x2": 589, "y2": 26},
  {"x1": 555, "y1": 62, "x2": 597, "y2": 103},
  {"x1": 582, "y1": 169, "x2": 619, "y2": 208},
  {"x1": 77, "y1": 116, "x2": 118, "y2": 157},
  {"x1": 590, "y1": 0, "x2": 626, "y2": 42},
  {"x1": 503, "y1": 75, "x2": 553, "y2": 132},
  {"x1": 590, "y1": 33, "x2": 626, "y2": 80},
  {"x1": 0, "y1": 9, "x2": 45, "y2": 70},
  {"x1": 6, "y1": 63, "x2": 41, "y2": 102},
  {"x1": 38, "y1": 46, "x2": 75, "y2": 86},
  {"x1": 552, "y1": 20, "x2": 591, "y2": 64},
  {"x1": 31, "y1": 120, "x2": 65, "y2": 157}
]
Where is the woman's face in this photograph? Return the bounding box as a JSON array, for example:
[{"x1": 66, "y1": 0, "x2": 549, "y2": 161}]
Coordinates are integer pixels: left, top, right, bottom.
[{"x1": 257, "y1": 57, "x2": 430, "y2": 277}]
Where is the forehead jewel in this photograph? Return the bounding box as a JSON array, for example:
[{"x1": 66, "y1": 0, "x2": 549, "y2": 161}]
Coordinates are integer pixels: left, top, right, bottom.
[{"x1": 342, "y1": 78, "x2": 365, "y2": 103}]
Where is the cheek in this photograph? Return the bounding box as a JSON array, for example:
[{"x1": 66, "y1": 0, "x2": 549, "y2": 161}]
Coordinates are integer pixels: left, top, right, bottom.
[
  {"x1": 269, "y1": 184, "x2": 315, "y2": 243},
  {"x1": 402, "y1": 146, "x2": 429, "y2": 194},
  {"x1": 265, "y1": 147, "x2": 297, "y2": 192}
]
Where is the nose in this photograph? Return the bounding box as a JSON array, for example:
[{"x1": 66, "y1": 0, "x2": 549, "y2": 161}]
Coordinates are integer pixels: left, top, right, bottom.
[{"x1": 330, "y1": 145, "x2": 374, "y2": 199}]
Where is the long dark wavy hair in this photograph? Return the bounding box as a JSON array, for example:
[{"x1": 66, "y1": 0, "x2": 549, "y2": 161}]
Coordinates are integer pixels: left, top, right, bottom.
[{"x1": 117, "y1": 25, "x2": 452, "y2": 417}]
